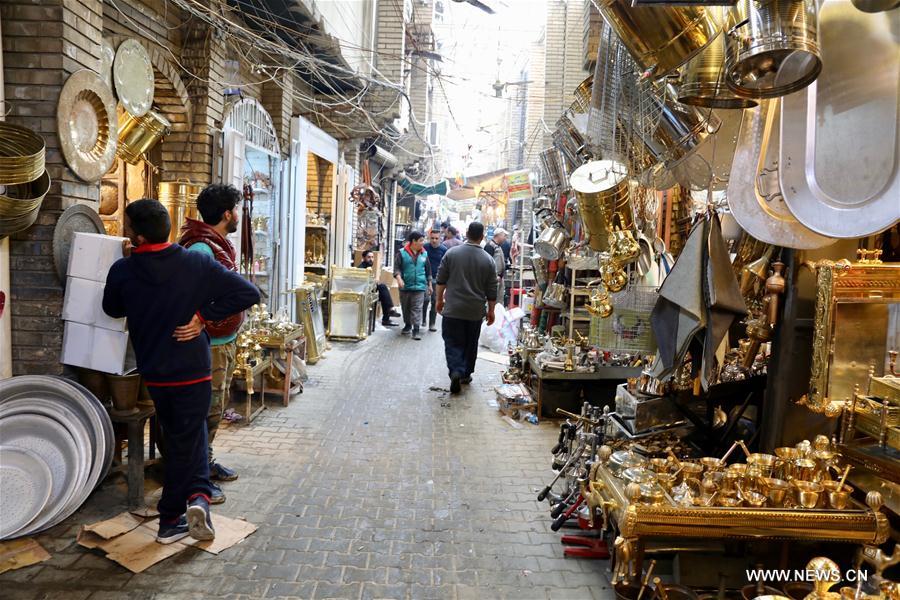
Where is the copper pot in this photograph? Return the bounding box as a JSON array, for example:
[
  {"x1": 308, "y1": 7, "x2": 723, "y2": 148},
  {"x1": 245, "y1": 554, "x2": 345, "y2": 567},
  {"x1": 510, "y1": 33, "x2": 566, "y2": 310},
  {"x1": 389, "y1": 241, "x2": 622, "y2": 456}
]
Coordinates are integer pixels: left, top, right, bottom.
[
  {"x1": 724, "y1": 0, "x2": 822, "y2": 99},
  {"x1": 77, "y1": 367, "x2": 110, "y2": 403},
  {"x1": 107, "y1": 372, "x2": 141, "y2": 416},
  {"x1": 596, "y1": 0, "x2": 722, "y2": 79},
  {"x1": 117, "y1": 109, "x2": 171, "y2": 165}
]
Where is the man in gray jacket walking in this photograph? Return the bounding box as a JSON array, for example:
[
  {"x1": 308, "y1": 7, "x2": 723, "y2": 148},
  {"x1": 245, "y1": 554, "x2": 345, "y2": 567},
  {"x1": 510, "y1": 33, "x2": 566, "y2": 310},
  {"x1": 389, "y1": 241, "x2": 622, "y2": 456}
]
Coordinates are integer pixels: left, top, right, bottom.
[{"x1": 435, "y1": 222, "x2": 498, "y2": 394}]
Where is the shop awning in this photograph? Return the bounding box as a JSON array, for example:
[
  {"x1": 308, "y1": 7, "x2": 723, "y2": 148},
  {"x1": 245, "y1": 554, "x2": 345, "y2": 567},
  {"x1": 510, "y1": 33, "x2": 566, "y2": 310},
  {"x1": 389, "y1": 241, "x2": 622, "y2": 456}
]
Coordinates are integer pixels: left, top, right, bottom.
[{"x1": 398, "y1": 177, "x2": 449, "y2": 197}]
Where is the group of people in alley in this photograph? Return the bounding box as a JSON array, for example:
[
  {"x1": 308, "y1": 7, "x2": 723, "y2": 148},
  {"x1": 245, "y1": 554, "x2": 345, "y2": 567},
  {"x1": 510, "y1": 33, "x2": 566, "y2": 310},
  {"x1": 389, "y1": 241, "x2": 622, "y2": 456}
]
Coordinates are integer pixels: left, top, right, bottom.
[{"x1": 101, "y1": 186, "x2": 511, "y2": 546}]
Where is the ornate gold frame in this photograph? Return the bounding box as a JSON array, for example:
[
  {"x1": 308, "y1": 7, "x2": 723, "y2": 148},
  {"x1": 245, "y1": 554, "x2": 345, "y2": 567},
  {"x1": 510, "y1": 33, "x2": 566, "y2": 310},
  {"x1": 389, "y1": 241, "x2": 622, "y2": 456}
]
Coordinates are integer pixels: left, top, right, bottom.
[{"x1": 800, "y1": 259, "x2": 900, "y2": 416}]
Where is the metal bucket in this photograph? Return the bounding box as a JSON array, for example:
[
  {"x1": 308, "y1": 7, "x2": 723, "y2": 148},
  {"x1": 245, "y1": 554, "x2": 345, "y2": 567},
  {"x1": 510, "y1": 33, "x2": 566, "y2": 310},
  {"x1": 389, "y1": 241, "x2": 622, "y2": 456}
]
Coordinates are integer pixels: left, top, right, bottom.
[
  {"x1": 539, "y1": 148, "x2": 569, "y2": 189},
  {"x1": 158, "y1": 180, "x2": 201, "y2": 243},
  {"x1": 117, "y1": 109, "x2": 172, "y2": 165},
  {"x1": 679, "y1": 11, "x2": 758, "y2": 109},
  {"x1": 570, "y1": 160, "x2": 631, "y2": 252},
  {"x1": 725, "y1": 0, "x2": 822, "y2": 99},
  {"x1": 534, "y1": 224, "x2": 570, "y2": 261},
  {"x1": 106, "y1": 373, "x2": 141, "y2": 416},
  {"x1": 543, "y1": 282, "x2": 567, "y2": 309},
  {"x1": 635, "y1": 84, "x2": 721, "y2": 171},
  {"x1": 553, "y1": 116, "x2": 588, "y2": 170},
  {"x1": 0, "y1": 170, "x2": 51, "y2": 238},
  {"x1": 596, "y1": 0, "x2": 722, "y2": 78}
]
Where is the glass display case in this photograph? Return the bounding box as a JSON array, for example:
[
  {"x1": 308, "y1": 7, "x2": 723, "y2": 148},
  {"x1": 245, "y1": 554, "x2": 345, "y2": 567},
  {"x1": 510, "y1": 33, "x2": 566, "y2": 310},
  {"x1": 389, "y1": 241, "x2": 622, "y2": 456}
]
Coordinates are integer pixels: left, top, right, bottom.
[{"x1": 245, "y1": 148, "x2": 281, "y2": 305}]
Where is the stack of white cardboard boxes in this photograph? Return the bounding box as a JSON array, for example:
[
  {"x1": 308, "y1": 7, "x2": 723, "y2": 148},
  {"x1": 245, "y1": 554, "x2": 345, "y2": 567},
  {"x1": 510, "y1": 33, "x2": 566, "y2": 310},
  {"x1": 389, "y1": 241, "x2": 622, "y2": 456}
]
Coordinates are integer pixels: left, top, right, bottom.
[{"x1": 61, "y1": 232, "x2": 136, "y2": 375}]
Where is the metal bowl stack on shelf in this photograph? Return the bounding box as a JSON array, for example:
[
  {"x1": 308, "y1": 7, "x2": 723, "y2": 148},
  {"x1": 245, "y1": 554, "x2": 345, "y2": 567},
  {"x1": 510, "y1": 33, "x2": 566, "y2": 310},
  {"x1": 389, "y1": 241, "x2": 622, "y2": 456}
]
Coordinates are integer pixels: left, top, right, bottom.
[
  {"x1": 0, "y1": 122, "x2": 50, "y2": 239},
  {"x1": 0, "y1": 375, "x2": 114, "y2": 540}
]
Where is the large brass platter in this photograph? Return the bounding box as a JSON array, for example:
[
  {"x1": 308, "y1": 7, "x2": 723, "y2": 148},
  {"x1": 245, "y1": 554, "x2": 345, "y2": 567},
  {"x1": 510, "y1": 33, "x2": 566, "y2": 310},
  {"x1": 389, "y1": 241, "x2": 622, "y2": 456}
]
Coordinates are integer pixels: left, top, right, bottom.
[
  {"x1": 113, "y1": 39, "x2": 154, "y2": 118},
  {"x1": 57, "y1": 70, "x2": 118, "y2": 183}
]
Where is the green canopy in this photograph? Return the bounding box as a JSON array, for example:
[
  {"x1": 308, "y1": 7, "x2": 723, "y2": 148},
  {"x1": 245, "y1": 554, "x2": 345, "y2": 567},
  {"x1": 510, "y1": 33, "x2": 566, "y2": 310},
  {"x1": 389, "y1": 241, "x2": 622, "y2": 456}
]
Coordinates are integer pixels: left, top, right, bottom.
[{"x1": 398, "y1": 177, "x2": 449, "y2": 197}]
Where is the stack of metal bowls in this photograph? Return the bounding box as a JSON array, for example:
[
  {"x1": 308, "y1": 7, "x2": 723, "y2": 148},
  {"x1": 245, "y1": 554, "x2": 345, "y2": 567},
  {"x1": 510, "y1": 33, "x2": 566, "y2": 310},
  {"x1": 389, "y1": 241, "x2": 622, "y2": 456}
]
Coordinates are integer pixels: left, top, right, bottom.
[
  {"x1": 0, "y1": 375, "x2": 115, "y2": 540},
  {"x1": 0, "y1": 122, "x2": 50, "y2": 238}
]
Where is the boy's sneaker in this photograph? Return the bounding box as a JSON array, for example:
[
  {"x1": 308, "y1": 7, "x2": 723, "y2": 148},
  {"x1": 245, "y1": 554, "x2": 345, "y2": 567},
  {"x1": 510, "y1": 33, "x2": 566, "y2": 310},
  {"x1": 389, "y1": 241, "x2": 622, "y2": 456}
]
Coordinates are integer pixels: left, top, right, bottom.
[
  {"x1": 209, "y1": 461, "x2": 238, "y2": 482},
  {"x1": 401, "y1": 326, "x2": 411, "y2": 335},
  {"x1": 412, "y1": 328, "x2": 421, "y2": 340},
  {"x1": 157, "y1": 515, "x2": 189, "y2": 544},
  {"x1": 186, "y1": 495, "x2": 216, "y2": 541},
  {"x1": 210, "y1": 481, "x2": 226, "y2": 505}
]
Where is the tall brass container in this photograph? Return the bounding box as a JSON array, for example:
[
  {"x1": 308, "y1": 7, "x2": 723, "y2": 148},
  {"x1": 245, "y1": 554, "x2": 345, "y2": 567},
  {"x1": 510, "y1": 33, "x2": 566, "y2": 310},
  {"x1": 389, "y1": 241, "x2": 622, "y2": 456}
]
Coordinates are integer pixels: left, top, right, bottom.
[
  {"x1": 117, "y1": 110, "x2": 171, "y2": 165},
  {"x1": 596, "y1": 0, "x2": 722, "y2": 78},
  {"x1": 679, "y1": 10, "x2": 758, "y2": 109},
  {"x1": 158, "y1": 181, "x2": 201, "y2": 243},
  {"x1": 725, "y1": 0, "x2": 822, "y2": 99},
  {"x1": 570, "y1": 160, "x2": 632, "y2": 252}
]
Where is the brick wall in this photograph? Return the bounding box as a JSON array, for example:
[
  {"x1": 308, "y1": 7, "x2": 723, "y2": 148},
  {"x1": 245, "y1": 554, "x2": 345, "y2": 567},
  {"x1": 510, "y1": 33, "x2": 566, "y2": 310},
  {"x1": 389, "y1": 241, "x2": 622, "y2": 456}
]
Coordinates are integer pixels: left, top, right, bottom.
[
  {"x1": 2, "y1": 0, "x2": 103, "y2": 375},
  {"x1": 543, "y1": 0, "x2": 589, "y2": 149},
  {"x1": 523, "y1": 35, "x2": 546, "y2": 173},
  {"x1": 365, "y1": 0, "x2": 406, "y2": 120}
]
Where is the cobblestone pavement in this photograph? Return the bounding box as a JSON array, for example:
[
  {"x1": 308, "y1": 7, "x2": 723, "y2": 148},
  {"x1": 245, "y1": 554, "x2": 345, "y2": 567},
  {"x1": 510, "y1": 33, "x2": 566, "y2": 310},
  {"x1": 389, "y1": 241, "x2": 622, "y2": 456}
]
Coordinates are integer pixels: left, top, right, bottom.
[{"x1": 2, "y1": 322, "x2": 615, "y2": 599}]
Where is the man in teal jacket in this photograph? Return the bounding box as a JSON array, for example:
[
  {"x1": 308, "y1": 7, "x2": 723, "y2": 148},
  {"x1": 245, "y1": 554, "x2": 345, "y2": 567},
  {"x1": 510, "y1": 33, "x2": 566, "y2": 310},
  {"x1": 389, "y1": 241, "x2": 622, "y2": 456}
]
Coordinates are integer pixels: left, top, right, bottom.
[{"x1": 394, "y1": 231, "x2": 432, "y2": 340}]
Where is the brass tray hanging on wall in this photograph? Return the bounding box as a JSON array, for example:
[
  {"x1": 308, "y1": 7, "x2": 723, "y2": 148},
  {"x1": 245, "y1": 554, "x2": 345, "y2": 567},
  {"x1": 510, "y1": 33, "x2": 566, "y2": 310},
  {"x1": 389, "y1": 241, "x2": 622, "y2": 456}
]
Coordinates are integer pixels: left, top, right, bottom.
[{"x1": 57, "y1": 70, "x2": 118, "y2": 183}]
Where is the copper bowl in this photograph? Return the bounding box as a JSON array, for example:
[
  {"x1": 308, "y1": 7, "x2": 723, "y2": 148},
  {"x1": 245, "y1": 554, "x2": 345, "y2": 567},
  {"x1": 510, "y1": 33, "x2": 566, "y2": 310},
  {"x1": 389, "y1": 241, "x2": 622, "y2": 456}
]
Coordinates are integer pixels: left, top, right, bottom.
[{"x1": 106, "y1": 372, "x2": 141, "y2": 416}]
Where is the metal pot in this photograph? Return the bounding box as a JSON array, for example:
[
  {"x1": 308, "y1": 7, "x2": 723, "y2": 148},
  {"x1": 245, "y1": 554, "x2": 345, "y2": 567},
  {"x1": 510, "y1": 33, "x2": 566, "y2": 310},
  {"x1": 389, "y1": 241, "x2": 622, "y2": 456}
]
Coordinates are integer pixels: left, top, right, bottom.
[
  {"x1": 596, "y1": 0, "x2": 722, "y2": 78},
  {"x1": 534, "y1": 224, "x2": 570, "y2": 261},
  {"x1": 725, "y1": 0, "x2": 822, "y2": 99},
  {"x1": 531, "y1": 256, "x2": 548, "y2": 288},
  {"x1": 570, "y1": 160, "x2": 631, "y2": 252},
  {"x1": 158, "y1": 180, "x2": 201, "y2": 243},
  {"x1": 117, "y1": 109, "x2": 171, "y2": 165},
  {"x1": 539, "y1": 148, "x2": 569, "y2": 190},
  {"x1": 542, "y1": 282, "x2": 567, "y2": 309},
  {"x1": 552, "y1": 115, "x2": 588, "y2": 170},
  {"x1": 635, "y1": 84, "x2": 722, "y2": 172},
  {"x1": 851, "y1": 0, "x2": 900, "y2": 11},
  {"x1": 679, "y1": 10, "x2": 758, "y2": 109}
]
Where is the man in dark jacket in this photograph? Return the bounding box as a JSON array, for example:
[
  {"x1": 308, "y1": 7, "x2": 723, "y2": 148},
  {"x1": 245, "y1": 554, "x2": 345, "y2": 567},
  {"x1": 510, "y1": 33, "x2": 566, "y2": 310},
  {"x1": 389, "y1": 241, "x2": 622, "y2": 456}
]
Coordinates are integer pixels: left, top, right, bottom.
[
  {"x1": 421, "y1": 229, "x2": 447, "y2": 332},
  {"x1": 178, "y1": 184, "x2": 243, "y2": 504},
  {"x1": 435, "y1": 222, "x2": 498, "y2": 394},
  {"x1": 103, "y1": 199, "x2": 260, "y2": 545}
]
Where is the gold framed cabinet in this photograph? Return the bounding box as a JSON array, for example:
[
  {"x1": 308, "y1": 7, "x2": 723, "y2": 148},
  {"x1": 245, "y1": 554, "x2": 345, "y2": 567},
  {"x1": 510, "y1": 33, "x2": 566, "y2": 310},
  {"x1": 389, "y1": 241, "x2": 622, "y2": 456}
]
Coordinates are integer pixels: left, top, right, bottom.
[
  {"x1": 800, "y1": 257, "x2": 900, "y2": 417},
  {"x1": 295, "y1": 284, "x2": 327, "y2": 364},
  {"x1": 326, "y1": 266, "x2": 375, "y2": 341}
]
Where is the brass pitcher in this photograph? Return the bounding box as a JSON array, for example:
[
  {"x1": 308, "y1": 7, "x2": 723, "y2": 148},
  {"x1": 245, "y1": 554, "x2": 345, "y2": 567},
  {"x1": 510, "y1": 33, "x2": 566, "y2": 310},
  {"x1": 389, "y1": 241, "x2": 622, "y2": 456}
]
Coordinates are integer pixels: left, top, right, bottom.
[
  {"x1": 724, "y1": 0, "x2": 822, "y2": 99},
  {"x1": 596, "y1": 0, "x2": 722, "y2": 78}
]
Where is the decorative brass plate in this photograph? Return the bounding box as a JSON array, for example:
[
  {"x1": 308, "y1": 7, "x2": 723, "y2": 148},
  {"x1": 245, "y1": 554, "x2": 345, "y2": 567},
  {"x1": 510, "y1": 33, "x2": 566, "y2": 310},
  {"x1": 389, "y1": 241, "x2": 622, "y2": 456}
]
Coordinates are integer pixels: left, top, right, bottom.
[
  {"x1": 99, "y1": 39, "x2": 115, "y2": 89},
  {"x1": 57, "y1": 70, "x2": 117, "y2": 183},
  {"x1": 113, "y1": 39, "x2": 154, "y2": 118},
  {"x1": 52, "y1": 204, "x2": 105, "y2": 282}
]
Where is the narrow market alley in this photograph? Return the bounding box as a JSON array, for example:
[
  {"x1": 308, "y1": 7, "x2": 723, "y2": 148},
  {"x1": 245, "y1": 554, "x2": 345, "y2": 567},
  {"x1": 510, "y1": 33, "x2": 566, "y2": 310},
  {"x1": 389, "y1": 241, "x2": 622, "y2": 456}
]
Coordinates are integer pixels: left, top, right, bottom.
[{"x1": 2, "y1": 325, "x2": 615, "y2": 600}]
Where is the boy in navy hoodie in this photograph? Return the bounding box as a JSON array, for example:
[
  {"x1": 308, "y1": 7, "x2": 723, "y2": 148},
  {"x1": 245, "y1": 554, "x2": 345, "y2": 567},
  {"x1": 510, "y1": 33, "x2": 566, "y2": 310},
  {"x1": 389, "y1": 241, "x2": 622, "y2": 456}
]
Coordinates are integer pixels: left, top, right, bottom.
[{"x1": 103, "y1": 199, "x2": 260, "y2": 544}]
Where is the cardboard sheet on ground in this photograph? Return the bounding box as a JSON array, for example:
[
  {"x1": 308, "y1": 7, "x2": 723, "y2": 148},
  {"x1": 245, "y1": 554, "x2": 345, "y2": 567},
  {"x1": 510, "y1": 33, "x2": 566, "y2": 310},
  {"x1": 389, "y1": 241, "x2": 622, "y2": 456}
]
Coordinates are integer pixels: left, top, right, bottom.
[
  {"x1": 477, "y1": 351, "x2": 509, "y2": 365},
  {"x1": 77, "y1": 511, "x2": 257, "y2": 573},
  {"x1": 0, "y1": 538, "x2": 51, "y2": 574}
]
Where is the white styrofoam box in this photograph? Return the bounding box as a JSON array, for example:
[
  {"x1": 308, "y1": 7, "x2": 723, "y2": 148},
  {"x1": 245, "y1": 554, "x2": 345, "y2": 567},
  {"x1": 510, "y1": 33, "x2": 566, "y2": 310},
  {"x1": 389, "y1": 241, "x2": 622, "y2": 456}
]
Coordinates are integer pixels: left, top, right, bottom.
[
  {"x1": 61, "y1": 321, "x2": 136, "y2": 375},
  {"x1": 67, "y1": 232, "x2": 127, "y2": 282},
  {"x1": 62, "y1": 276, "x2": 127, "y2": 331}
]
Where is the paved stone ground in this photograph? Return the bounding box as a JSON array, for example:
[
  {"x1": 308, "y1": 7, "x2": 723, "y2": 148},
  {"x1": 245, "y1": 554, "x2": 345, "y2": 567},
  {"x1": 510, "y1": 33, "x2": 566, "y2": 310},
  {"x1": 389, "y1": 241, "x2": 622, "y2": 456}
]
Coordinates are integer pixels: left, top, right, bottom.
[{"x1": 2, "y1": 322, "x2": 615, "y2": 599}]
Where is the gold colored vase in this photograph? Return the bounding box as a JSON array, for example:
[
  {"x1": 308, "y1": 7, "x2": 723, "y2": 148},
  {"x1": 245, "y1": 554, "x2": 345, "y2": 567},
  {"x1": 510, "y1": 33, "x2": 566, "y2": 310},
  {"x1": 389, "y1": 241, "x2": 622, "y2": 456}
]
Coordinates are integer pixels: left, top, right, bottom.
[{"x1": 158, "y1": 180, "x2": 201, "y2": 243}]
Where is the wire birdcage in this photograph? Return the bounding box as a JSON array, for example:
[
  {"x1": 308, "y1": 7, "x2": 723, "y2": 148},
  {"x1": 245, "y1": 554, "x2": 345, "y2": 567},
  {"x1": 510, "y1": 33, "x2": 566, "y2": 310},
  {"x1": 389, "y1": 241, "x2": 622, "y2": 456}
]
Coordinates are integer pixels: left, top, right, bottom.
[{"x1": 589, "y1": 284, "x2": 658, "y2": 353}]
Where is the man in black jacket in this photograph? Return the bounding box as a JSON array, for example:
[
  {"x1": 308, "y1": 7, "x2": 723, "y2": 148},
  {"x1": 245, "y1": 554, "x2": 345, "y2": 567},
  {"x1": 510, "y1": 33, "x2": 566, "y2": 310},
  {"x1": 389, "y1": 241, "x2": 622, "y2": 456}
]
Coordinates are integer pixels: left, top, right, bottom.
[{"x1": 103, "y1": 199, "x2": 260, "y2": 545}]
